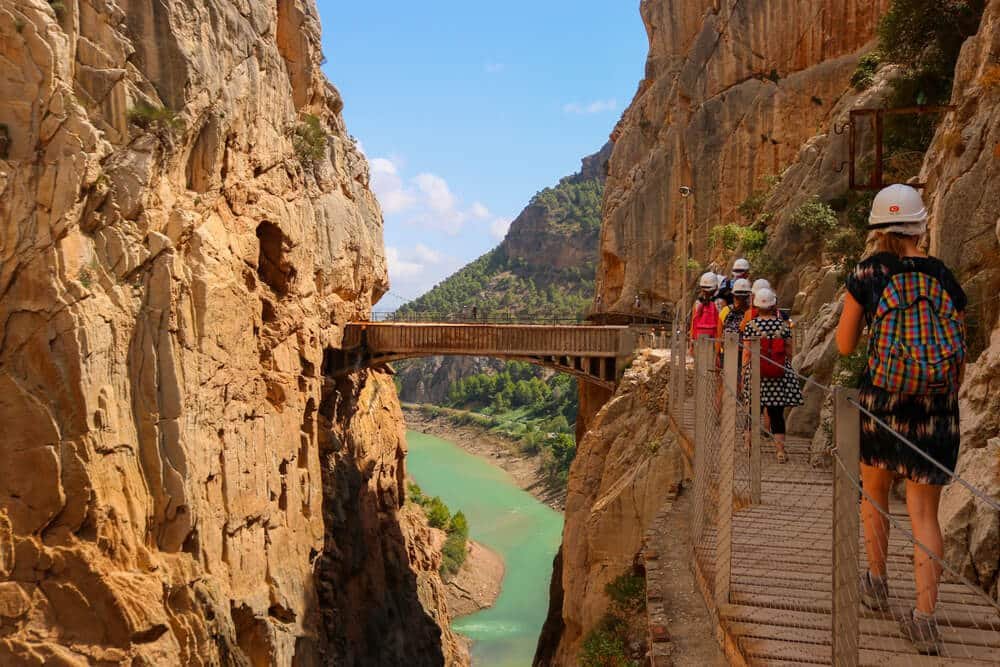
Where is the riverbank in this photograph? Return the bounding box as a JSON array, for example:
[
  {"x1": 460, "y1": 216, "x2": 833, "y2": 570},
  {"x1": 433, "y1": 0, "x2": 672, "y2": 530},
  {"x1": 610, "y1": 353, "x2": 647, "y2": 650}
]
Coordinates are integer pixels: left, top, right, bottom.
[
  {"x1": 445, "y1": 539, "x2": 506, "y2": 618},
  {"x1": 403, "y1": 405, "x2": 566, "y2": 512}
]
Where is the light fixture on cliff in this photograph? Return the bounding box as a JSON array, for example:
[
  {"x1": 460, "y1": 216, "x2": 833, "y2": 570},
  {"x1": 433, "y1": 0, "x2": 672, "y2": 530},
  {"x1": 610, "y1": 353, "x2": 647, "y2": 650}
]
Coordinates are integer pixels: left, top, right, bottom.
[{"x1": 679, "y1": 185, "x2": 693, "y2": 198}]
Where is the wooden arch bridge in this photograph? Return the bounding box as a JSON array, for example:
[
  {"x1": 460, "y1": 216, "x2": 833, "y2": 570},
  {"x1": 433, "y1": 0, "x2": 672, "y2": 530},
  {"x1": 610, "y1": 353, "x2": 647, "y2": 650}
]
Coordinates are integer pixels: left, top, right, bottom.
[{"x1": 329, "y1": 321, "x2": 648, "y2": 390}]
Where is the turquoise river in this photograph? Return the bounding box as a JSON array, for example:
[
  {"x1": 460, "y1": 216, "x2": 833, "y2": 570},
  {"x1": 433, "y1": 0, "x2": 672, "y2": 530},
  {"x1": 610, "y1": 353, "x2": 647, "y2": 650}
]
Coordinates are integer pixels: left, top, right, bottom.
[{"x1": 406, "y1": 431, "x2": 564, "y2": 667}]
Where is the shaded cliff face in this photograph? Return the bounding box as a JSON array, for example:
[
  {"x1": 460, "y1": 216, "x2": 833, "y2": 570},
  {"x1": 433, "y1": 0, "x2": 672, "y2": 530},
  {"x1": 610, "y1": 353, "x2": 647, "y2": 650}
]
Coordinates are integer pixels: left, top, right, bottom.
[
  {"x1": 922, "y1": 0, "x2": 1000, "y2": 599},
  {"x1": 535, "y1": 354, "x2": 685, "y2": 664},
  {"x1": 0, "y1": 0, "x2": 460, "y2": 664},
  {"x1": 599, "y1": 0, "x2": 890, "y2": 312}
]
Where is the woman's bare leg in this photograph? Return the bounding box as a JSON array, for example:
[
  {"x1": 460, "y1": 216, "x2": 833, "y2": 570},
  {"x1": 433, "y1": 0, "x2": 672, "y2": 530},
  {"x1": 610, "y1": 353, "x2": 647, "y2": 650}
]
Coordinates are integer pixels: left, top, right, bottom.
[
  {"x1": 860, "y1": 463, "x2": 893, "y2": 579},
  {"x1": 906, "y1": 481, "x2": 944, "y2": 614}
]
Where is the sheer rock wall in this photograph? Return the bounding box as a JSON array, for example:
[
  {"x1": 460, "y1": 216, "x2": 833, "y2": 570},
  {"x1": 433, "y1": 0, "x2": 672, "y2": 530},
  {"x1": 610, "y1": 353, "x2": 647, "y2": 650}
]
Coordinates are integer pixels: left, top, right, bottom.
[
  {"x1": 0, "y1": 0, "x2": 461, "y2": 664},
  {"x1": 598, "y1": 0, "x2": 890, "y2": 312}
]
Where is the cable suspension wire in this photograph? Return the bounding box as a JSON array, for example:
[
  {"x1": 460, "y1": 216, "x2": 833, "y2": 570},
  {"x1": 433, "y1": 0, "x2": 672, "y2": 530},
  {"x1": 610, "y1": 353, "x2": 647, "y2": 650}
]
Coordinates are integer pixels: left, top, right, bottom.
[
  {"x1": 703, "y1": 334, "x2": 1000, "y2": 511},
  {"x1": 831, "y1": 451, "x2": 1000, "y2": 614},
  {"x1": 846, "y1": 396, "x2": 1000, "y2": 513}
]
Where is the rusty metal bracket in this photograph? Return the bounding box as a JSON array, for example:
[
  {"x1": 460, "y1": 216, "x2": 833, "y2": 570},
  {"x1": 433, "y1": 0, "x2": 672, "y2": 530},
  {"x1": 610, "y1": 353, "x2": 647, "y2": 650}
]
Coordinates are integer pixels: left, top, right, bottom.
[
  {"x1": 846, "y1": 105, "x2": 956, "y2": 191},
  {"x1": 833, "y1": 121, "x2": 852, "y2": 135},
  {"x1": 833, "y1": 161, "x2": 849, "y2": 173}
]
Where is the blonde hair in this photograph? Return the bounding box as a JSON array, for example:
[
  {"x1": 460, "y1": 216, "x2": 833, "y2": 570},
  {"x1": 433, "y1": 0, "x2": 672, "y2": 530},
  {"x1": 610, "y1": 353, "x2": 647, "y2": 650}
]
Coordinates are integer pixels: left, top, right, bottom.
[{"x1": 876, "y1": 231, "x2": 921, "y2": 257}]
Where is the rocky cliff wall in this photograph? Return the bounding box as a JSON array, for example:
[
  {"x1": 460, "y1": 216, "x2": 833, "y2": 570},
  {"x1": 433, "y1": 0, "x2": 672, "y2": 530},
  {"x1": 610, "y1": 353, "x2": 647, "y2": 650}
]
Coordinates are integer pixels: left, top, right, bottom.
[
  {"x1": 535, "y1": 353, "x2": 685, "y2": 664},
  {"x1": 922, "y1": 0, "x2": 1000, "y2": 600},
  {"x1": 546, "y1": 3, "x2": 1000, "y2": 663},
  {"x1": 599, "y1": 0, "x2": 890, "y2": 313},
  {"x1": 0, "y1": 1, "x2": 461, "y2": 664},
  {"x1": 542, "y1": 1, "x2": 896, "y2": 663}
]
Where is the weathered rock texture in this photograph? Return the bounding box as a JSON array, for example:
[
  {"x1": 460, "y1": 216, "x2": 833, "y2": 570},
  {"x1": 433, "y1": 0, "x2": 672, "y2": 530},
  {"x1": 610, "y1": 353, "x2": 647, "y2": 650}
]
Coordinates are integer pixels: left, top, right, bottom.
[
  {"x1": 921, "y1": 0, "x2": 1000, "y2": 599},
  {"x1": 598, "y1": 0, "x2": 890, "y2": 314},
  {"x1": 536, "y1": 353, "x2": 685, "y2": 664},
  {"x1": 0, "y1": 0, "x2": 461, "y2": 664}
]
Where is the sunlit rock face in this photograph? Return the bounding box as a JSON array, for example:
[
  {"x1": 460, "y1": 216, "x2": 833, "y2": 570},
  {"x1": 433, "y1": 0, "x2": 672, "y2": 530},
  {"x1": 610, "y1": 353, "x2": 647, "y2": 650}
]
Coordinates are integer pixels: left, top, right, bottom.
[
  {"x1": 0, "y1": 0, "x2": 463, "y2": 664},
  {"x1": 539, "y1": 1, "x2": 894, "y2": 663},
  {"x1": 924, "y1": 0, "x2": 1000, "y2": 602},
  {"x1": 597, "y1": 0, "x2": 890, "y2": 313}
]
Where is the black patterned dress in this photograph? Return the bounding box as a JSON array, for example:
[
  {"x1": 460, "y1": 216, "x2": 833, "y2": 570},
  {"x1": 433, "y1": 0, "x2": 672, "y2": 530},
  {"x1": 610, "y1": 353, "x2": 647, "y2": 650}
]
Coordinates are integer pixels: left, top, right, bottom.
[
  {"x1": 741, "y1": 317, "x2": 804, "y2": 408},
  {"x1": 845, "y1": 253, "x2": 967, "y2": 485}
]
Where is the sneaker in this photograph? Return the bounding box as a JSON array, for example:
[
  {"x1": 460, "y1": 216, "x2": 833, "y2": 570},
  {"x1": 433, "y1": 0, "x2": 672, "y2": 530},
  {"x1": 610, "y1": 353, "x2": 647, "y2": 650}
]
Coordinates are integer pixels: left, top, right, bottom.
[
  {"x1": 898, "y1": 608, "x2": 942, "y2": 655},
  {"x1": 859, "y1": 571, "x2": 889, "y2": 611}
]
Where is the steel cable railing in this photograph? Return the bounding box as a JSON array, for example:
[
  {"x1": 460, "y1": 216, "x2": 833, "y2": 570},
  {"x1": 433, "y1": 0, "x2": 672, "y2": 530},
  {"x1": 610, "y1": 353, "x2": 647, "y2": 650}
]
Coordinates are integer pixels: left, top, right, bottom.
[{"x1": 670, "y1": 325, "x2": 1000, "y2": 665}]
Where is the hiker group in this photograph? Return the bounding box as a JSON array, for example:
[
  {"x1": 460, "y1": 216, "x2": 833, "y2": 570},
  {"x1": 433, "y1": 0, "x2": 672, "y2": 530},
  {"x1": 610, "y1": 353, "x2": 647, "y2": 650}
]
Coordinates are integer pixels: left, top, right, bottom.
[
  {"x1": 688, "y1": 257, "x2": 803, "y2": 464},
  {"x1": 685, "y1": 184, "x2": 967, "y2": 654}
]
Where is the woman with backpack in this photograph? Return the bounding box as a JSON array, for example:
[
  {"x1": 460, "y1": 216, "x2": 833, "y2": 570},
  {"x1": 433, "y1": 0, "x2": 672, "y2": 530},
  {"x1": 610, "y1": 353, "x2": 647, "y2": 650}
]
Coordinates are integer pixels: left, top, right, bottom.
[
  {"x1": 836, "y1": 184, "x2": 966, "y2": 655},
  {"x1": 741, "y1": 287, "x2": 802, "y2": 463},
  {"x1": 689, "y1": 272, "x2": 720, "y2": 354}
]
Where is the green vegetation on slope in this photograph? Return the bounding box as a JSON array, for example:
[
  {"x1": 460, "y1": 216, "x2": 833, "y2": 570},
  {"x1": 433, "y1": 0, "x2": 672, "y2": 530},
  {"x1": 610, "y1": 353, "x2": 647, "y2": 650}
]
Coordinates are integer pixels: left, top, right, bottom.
[
  {"x1": 580, "y1": 569, "x2": 647, "y2": 667},
  {"x1": 396, "y1": 177, "x2": 602, "y2": 321},
  {"x1": 408, "y1": 483, "x2": 470, "y2": 577},
  {"x1": 395, "y1": 164, "x2": 605, "y2": 492},
  {"x1": 441, "y1": 361, "x2": 578, "y2": 487}
]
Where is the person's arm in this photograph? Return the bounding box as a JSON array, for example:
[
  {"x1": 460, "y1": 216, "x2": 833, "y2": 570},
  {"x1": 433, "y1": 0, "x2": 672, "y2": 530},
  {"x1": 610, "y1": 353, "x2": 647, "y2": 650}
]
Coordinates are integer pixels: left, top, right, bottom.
[{"x1": 836, "y1": 293, "x2": 865, "y2": 355}]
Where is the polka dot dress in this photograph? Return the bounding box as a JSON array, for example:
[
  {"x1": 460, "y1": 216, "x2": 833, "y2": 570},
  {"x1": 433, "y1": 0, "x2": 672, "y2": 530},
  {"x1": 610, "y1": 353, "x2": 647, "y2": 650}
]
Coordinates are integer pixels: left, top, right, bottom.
[{"x1": 742, "y1": 317, "x2": 804, "y2": 408}]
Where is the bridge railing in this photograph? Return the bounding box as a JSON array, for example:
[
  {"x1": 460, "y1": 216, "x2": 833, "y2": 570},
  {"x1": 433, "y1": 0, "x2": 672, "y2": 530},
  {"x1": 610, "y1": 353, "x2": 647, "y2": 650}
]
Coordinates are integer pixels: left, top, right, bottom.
[
  {"x1": 364, "y1": 310, "x2": 675, "y2": 327},
  {"x1": 674, "y1": 335, "x2": 1000, "y2": 665}
]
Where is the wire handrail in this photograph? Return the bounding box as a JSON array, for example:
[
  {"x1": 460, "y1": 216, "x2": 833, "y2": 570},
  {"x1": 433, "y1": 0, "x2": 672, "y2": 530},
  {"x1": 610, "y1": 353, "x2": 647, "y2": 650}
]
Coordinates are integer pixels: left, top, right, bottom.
[{"x1": 679, "y1": 324, "x2": 1000, "y2": 665}]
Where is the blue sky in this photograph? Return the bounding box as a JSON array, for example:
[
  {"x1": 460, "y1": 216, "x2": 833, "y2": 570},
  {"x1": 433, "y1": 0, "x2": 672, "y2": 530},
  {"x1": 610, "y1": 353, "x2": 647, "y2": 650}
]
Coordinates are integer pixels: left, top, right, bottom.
[{"x1": 316, "y1": 1, "x2": 648, "y2": 305}]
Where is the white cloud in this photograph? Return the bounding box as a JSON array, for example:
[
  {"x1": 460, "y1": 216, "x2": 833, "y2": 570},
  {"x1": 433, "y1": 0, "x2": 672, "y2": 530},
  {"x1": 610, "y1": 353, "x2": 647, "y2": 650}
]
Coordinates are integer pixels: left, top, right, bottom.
[
  {"x1": 490, "y1": 217, "x2": 512, "y2": 241},
  {"x1": 563, "y1": 98, "x2": 618, "y2": 115},
  {"x1": 383, "y1": 244, "x2": 466, "y2": 304},
  {"x1": 370, "y1": 157, "x2": 416, "y2": 214},
  {"x1": 470, "y1": 202, "x2": 490, "y2": 219},
  {"x1": 485, "y1": 63, "x2": 505, "y2": 73},
  {"x1": 414, "y1": 173, "x2": 458, "y2": 215},
  {"x1": 385, "y1": 246, "x2": 423, "y2": 280},
  {"x1": 370, "y1": 157, "x2": 492, "y2": 235},
  {"x1": 413, "y1": 243, "x2": 443, "y2": 264}
]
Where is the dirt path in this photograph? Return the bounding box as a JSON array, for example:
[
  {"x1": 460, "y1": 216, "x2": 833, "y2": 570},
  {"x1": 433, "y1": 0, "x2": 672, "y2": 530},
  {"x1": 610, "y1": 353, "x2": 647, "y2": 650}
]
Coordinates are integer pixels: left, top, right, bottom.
[
  {"x1": 643, "y1": 485, "x2": 727, "y2": 666},
  {"x1": 402, "y1": 405, "x2": 566, "y2": 512}
]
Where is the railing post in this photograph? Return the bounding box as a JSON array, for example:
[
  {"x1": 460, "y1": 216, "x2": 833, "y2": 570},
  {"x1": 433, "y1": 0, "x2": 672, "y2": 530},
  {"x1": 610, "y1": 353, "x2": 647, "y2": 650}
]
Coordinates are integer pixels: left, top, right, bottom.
[
  {"x1": 691, "y1": 337, "x2": 709, "y2": 545},
  {"x1": 749, "y1": 338, "x2": 762, "y2": 505},
  {"x1": 716, "y1": 333, "x2": 737, "y2": 608},
  {"x1": 832, "y1": 388, "x2": 860, "y2": 667}
]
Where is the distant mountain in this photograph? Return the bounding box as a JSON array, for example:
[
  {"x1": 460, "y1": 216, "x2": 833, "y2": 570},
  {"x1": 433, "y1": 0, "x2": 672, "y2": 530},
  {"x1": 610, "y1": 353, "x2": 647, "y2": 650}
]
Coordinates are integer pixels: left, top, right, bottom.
[
  {"x1": 396, "y1": 143, "x2": 610, "y2": 325},
  {"x1": 392, "y1": 143, "x2": 610, "y2": 490}
]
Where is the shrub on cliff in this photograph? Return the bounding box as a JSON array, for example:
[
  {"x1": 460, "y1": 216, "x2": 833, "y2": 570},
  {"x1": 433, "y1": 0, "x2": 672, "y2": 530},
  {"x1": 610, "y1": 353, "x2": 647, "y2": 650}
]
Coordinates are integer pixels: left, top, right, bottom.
[
  {"x1": 128, "y1": 101, "x2": 183, "y2": 135},
  {"x1": 293, "y1": 114, "x2": 328, "y2": 164}
]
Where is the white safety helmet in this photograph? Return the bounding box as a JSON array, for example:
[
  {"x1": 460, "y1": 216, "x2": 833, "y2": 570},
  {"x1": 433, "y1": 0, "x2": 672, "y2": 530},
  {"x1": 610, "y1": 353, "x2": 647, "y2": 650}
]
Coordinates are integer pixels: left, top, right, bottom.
[
  {"x1": 732, "y1": 278, "x2": 752, "y2": 296},
  {"x1": 751, "y1": 278, "x2": 771, "y2": 295},
  {"x1": 754, "y1": 287, "x2": 777, "y2": 309},
  {"x1": 699, "y1": 272, "x2": 719, "y2": 289},
  {"x1": 868, "y1": 184, "x2": 928, "y2": 235},
  {"x1": 733, "y1": 258, "x2": 751, "y2": 273}
]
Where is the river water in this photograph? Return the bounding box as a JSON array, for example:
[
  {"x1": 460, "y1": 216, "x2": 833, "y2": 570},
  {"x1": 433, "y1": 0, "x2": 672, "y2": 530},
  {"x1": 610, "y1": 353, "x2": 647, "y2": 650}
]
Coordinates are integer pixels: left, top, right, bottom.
[{"x1": 406, "y1": 431, "x2": 564, "y2": 667}]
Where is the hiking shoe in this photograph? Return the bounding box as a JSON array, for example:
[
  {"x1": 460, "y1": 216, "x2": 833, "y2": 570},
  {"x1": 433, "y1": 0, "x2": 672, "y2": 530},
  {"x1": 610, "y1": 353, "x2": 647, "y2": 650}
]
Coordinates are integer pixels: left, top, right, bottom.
[
  {"x1": 859, "y1": 572, "x2": 889, "y2": 611},
  {"x1": 898, "y1": 609, "x2": 942, "y2": 655}
]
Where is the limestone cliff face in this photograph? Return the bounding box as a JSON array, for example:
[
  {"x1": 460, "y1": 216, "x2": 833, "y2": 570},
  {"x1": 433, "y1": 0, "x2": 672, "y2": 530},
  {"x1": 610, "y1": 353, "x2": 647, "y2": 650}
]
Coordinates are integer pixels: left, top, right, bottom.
[
  {"x1": 0, "y1": 1, "x2": 460, "y2": 664},
  {"x1": 599, "y1": 0, "x2": 890, "y2": 312},
  {"x1": 922, "y1": 0, "x2": 1000, "y2": 599},
  {"x1": 536, "y1": 354, "x2": 685, "y2": 664}
]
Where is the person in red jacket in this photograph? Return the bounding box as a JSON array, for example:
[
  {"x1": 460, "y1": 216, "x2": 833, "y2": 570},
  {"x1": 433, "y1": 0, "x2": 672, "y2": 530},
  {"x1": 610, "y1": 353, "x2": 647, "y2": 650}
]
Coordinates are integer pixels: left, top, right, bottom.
[{"x1": 689, "y1": 272, "x2": 720, "y2": 354}]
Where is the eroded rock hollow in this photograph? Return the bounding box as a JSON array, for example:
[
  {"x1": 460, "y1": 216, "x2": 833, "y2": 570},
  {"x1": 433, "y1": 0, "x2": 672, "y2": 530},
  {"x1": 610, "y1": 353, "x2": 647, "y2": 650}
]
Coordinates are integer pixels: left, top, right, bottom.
[{"x1": 0, "y1": 0, "x2": 461, "y2": 664}]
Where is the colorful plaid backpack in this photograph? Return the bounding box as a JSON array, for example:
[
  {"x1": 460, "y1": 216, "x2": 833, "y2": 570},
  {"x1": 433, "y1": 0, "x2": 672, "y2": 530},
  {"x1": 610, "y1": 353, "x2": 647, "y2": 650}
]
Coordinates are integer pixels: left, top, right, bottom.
[{"x1": 867, "y1": 271, "x2": 965, "y2": 395}]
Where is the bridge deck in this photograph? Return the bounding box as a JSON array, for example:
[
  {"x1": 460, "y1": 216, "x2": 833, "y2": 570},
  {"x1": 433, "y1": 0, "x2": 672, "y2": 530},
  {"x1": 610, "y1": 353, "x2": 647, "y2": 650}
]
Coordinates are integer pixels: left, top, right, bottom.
[
  {"x1": 678, "y1": 399, "x2": 1000, "y2": 666},
  {"x1": 338, "y1": 322, "x2": 639, "y2": 389}
]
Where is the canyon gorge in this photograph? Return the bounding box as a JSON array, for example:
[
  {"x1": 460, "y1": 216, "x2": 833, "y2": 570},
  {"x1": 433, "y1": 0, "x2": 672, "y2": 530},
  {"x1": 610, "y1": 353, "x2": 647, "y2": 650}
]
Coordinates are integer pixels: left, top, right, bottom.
[{"x1": 2, "y1": 0, "x2": 999, "y2": 666}]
